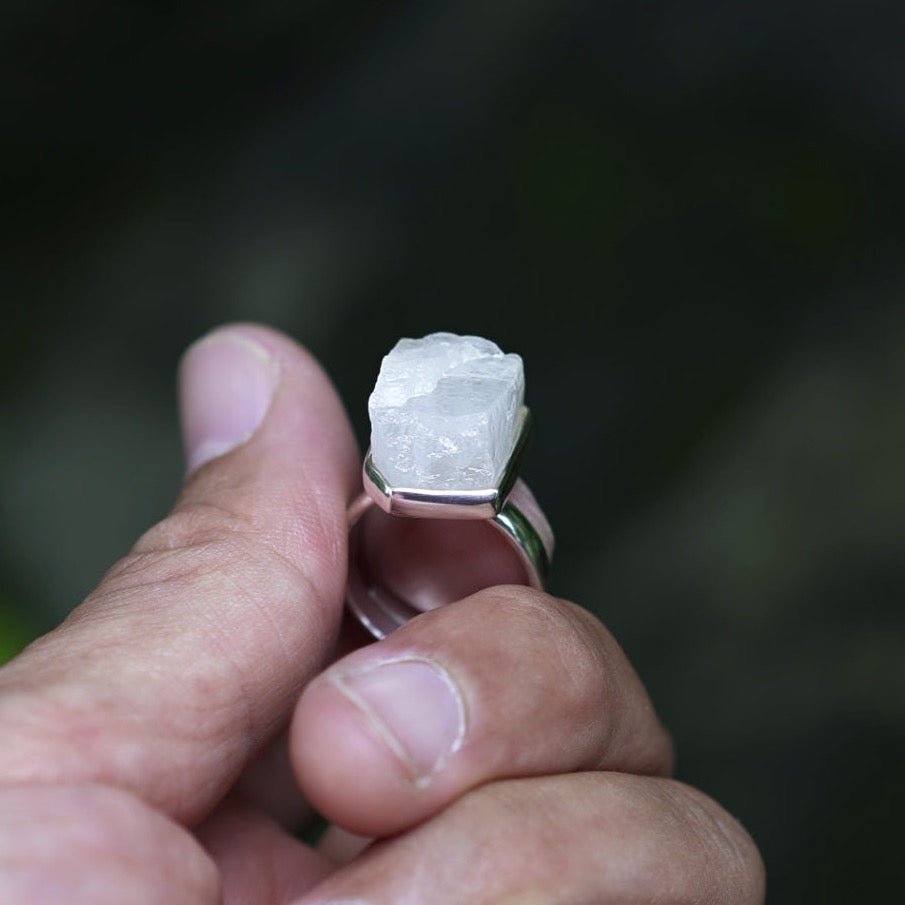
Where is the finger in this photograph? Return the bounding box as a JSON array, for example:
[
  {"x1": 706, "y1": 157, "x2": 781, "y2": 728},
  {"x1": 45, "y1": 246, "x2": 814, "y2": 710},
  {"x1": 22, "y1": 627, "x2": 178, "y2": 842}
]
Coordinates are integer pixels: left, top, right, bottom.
[
  {"x1": 0, "y1": 783, "x2": 220, "y2": 905},
  {"x1": 197, "y1": 797, "x2": 333, "y2": 905},
  {"x1": 317, "y1": 826, "x2": 372, "y2": 865},
  {"x1": 232, "y1": 730, "x2": 312, "y2": 830},
  {"x1": 291, "y1": 587, "x2": 673, "y2": 837},
  {"x1": 292, "y1": 774, "x2": 765, "y2": 905},
  {"x1": 232, "y1": 611, "x2": 376, "y2": 828},
  {"x1": 0, "y1": 324, "x2": 359, "y2": 824}
]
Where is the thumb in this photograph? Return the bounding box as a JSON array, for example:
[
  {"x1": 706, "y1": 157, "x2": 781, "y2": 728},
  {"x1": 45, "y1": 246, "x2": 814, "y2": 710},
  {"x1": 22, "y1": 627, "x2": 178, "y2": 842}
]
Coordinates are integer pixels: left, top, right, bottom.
[{"x1": 0, "y1": 324, "x2": 359, "y2": 823}]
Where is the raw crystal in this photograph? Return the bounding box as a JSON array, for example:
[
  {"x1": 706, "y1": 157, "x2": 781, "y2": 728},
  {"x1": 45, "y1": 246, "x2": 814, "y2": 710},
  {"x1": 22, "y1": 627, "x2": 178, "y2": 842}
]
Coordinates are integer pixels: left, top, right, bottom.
[{"x1": 369, "y1": 332, "x2": 524, "y2": 490}]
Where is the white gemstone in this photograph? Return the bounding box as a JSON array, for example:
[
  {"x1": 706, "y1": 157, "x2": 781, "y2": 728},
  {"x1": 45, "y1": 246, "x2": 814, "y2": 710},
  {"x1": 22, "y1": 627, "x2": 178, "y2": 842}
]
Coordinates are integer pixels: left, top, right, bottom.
[{"x1": 369, "y1": 332, "x2": 524, "y2": 490}]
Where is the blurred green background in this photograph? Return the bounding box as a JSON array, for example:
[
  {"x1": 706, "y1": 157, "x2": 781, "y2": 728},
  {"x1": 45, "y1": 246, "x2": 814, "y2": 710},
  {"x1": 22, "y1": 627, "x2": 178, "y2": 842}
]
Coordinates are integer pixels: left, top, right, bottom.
[{"x1": 2, "y1": 1, "x2": 904, "y2": 899}]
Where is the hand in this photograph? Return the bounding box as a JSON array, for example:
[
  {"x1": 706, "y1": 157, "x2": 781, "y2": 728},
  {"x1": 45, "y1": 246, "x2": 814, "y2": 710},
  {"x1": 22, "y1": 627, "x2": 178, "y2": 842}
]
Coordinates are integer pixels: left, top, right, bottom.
[{"x1": 0, "y1": 325, "x2": 764, "y2": 904}]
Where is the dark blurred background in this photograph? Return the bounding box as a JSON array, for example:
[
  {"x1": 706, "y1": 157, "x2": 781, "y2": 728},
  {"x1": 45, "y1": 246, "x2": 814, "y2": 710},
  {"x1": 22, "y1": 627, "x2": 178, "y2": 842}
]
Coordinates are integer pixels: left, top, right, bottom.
[{"x1": 2, "y1": 1, "x2": 904, "y2": 899}]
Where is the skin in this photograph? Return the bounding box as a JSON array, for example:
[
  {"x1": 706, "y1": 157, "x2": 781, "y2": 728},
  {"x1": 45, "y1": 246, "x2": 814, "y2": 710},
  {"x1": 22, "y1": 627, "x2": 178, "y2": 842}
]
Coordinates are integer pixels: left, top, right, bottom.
[{"x1": 0, "y1": 324, "x2": 765, "y2": 904}]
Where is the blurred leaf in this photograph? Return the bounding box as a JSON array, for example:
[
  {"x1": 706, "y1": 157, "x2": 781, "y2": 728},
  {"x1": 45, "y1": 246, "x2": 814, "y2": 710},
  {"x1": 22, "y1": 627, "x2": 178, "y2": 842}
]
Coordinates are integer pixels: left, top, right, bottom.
[{"x1": 0, "y1": 594, "x2": 33, "y2": 665}]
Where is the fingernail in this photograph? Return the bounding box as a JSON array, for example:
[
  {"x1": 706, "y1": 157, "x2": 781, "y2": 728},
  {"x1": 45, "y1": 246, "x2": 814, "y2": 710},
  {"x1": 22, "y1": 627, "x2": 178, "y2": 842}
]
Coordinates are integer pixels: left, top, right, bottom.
[
  {"x1": 179, "y1": 329, "x2": 280, "y2": 473},
  {"x1": 333, "y1": 659, "x2": 466, "y2": 785}
]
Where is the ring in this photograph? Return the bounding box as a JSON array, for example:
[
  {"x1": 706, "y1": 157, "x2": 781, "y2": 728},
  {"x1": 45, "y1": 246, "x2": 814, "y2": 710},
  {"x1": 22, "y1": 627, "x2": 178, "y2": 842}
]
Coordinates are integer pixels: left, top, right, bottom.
[{"x1": 346, "y1": 334, "x2": 555, "y2": 639}]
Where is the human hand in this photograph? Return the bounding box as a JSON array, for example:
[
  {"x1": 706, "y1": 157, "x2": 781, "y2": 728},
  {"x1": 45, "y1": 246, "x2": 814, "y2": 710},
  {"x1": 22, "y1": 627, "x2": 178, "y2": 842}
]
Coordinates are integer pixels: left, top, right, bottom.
[{"x1": 0, "y1": 325, "x2": 764, "y2": 904}]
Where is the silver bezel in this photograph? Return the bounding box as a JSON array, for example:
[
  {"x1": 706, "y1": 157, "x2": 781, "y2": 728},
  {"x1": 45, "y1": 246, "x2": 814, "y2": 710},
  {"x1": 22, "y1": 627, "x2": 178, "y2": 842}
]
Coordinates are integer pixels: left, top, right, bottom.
[{"x1": 362, "y1": 406, "x2": 533, "y2": 519}]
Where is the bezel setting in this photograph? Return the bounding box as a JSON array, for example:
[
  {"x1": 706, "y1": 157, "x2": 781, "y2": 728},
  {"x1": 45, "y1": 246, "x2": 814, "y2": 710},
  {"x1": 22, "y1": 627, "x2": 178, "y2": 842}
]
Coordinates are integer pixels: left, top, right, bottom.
[{"x1": 362, "y1": 406, "x2": 533, "y2": 519}]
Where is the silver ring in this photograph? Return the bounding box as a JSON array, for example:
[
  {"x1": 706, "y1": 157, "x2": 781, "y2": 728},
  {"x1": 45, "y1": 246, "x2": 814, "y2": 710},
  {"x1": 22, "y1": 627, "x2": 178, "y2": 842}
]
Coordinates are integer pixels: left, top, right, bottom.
[{"x1": 346, "y1": 406, "x2": 554, "y2": 639}]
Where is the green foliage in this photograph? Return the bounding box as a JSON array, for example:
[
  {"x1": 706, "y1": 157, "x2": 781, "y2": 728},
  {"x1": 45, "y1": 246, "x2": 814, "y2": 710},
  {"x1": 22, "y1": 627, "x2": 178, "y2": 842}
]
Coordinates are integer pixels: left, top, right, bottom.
[{"x1": 0, "y1": 595, "x2": 32, "y2": 666}]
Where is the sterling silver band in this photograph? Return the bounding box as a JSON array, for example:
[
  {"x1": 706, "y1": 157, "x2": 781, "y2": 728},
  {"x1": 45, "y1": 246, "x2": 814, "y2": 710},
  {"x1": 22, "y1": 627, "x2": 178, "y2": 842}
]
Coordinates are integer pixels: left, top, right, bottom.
[{"x1": 346, "y1": 478, "x2": 554, "y2": 639}]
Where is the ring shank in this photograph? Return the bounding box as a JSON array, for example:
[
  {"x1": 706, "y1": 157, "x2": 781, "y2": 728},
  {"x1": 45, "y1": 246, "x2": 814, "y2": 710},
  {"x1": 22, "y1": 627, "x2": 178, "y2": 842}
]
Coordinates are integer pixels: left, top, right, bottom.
[{"x1": 346, "y1": 479, "x2": 554, "y2": 639}]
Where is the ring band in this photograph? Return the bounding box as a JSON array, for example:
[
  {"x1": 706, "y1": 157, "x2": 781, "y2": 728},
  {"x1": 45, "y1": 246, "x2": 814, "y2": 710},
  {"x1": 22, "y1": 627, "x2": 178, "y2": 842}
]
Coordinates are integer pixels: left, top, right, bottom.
[
  {"x1": 346, "y1": 332, "x2": 554, "y2": 640},
  {"x1": 346, "y1": 478, "x2": 554, "y2": 639}
]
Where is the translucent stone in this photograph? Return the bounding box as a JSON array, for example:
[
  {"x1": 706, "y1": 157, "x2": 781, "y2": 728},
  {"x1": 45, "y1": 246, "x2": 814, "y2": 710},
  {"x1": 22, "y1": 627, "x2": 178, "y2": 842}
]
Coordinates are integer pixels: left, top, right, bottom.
[{"x1": 369, "y1": 333, "x2": 524, "y2": 490}]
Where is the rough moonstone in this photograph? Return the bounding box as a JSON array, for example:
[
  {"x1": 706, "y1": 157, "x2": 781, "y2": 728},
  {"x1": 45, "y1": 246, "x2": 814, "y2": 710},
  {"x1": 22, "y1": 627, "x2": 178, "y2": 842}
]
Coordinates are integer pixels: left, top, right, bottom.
[{"x1": 369, "y1": 333, "x2": 525, "y2": 490}]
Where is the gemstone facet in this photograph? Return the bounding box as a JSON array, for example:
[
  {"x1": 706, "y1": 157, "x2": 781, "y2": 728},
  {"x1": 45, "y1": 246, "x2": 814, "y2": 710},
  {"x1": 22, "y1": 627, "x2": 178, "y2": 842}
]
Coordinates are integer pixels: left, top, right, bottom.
[{"x1": 368, "y1": 333, "x2": 525, "y2": 491}]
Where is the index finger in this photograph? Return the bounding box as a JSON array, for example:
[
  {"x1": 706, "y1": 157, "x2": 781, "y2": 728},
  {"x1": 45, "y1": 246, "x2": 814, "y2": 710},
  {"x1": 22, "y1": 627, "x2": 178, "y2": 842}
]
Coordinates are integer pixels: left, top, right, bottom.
[{"x1": 0, "y1": 324, "x2": 359, "y2": 825}]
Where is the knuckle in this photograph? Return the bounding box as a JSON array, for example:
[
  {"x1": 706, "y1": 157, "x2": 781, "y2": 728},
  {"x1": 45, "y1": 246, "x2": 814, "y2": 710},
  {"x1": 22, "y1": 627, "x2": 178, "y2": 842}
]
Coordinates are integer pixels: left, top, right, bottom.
[
  {"x1": 444, "y1": 588, "x2": 672, "y2": 775},
  {"x1": 0, "y1": 502, "x2": 324, "y2": 809},
  {"x1": 97, "y1": 503, "x2": 245, "y2": 595},
  {"x1": 475, "y1": 587, "x2": 609, "y2": 678},
  {"x1": 73, "y1": 500, "x2": 325, "y2": 736},
  {"x1": 470, "y1": 589, "x2": 613, "y2": 709},
  {"x1": 129, "y1": 498, "x2": 256, "y2": 566},
  {"x1": 97, "y1": 500, "x2": 312, "y2": 606}
]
